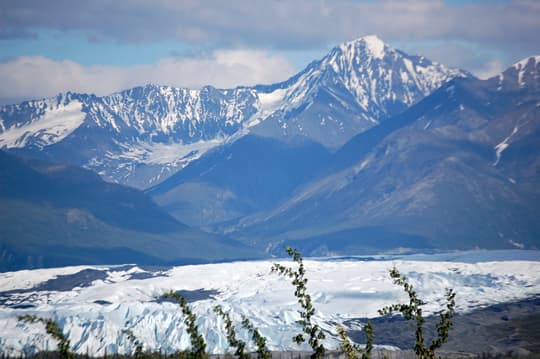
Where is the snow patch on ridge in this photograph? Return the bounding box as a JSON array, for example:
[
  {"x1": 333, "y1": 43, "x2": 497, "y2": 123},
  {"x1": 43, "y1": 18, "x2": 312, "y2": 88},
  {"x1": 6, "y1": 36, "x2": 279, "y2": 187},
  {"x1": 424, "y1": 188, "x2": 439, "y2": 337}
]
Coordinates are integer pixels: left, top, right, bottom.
[
  {"x1": 258, "y1": 89, "x2": 287, "y2": 111},
  {"x1": 113, "y1": 138, "x2": 226, "y2": 166},
  {"x1": 508, "y1": 240, "x2": 525, "y2": 249},
  {"x1": 512, "y1": 56, "x2": 540, "y2": 87},
  {"x1": 362, "y1": 35, "x2": 386, "y2": 59},
  {"x1": 0, "y1": 101, "x2": 85, "y2": 149}
]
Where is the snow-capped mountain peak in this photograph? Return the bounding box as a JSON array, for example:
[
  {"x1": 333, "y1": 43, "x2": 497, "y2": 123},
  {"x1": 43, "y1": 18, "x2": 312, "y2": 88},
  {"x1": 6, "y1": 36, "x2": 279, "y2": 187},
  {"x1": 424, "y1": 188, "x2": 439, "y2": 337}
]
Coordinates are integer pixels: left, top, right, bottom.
[
  {"x1": 512, "y1": 55, "x2": 540, "y2": 71},
  {"x1": 511, "y1": 55, "x2": 540, "y2": 87},
  {"x1": 265, "y1": 35, "x2": 470, "y2": 129},
  {"x1": 495, "y1": 55, "x2": 540, "y2": 90},
  {"x1": 357, "y1": 34, "x2": 386, "y2": 58},
  {"x1": 319, "y1": 35, "x2": 468, "y2": 105},
  {"x1": 337, "y1": 34, "x2": 387, "y2": 60}
]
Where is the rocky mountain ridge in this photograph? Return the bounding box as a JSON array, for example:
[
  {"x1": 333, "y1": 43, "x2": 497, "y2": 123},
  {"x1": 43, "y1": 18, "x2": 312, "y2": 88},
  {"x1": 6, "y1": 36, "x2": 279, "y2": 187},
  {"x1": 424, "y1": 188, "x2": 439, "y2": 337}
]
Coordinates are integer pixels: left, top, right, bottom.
[{"x1": 0, "y1": 35, "x2": 467, "y2": 188}]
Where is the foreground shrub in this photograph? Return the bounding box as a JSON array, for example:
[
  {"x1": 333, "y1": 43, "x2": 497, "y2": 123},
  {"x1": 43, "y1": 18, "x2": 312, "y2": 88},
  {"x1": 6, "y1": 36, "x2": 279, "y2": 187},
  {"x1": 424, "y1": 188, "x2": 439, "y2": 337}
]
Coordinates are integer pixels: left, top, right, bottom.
[
  {"x1": 378, "y1": 267, "x2": 456, "y2": 359},
  {"x1": 17, "y1": 315, "x2": 73, "y2": 359},
  {"x1": 164, "y1": 291, "x2": 207, "y2": 359},
  {"x1": 337, "y1": 321, "x2": 373, "y2": 359},
  {"x1": 272, "y1": 246, "x2": 326, "y2": 359},
  {"x1": 213, "y1": 305, "x2": 248, "y2": 359},
  {"x1": 122, "y1": 329, "x2": 145, "y2": 359},
  {"x1": 240, "y1": 315, "x2": 271, "y2": 359}
]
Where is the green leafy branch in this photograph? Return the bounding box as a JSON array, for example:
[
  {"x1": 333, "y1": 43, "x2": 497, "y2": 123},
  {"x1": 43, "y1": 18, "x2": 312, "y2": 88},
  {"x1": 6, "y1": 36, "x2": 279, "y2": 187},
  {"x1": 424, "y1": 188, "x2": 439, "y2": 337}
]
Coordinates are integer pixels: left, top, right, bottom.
[
  {"x1": 121, "y1": 329, "x2": 145, "y2": 359},
  {"x1": 378, "y1": 267, "x2": 456, "y2": 359},
  {"x1": 337, "y1": 320, "x2": 373, "y2": 359},
  {"x1": 213, "y1": 305, "x2": 248, "y2": 359},
  {"x1": 241, "y1": 315, "x2": 271, "y2": 359},
  {"x1": 164, "y1": 291, "x2": 207, "y2": 359},
  {"x1": 17, "y1": 315, "x2": 72, "y2": 359},
  {"x1": 271, "y1": 246, "x2": 326, "y2": 359}
]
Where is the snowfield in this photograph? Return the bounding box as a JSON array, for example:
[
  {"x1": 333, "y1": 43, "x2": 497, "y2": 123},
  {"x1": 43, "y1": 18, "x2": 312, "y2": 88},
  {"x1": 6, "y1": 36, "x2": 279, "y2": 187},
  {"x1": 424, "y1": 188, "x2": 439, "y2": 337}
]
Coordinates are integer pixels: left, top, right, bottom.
[
  {"x1": 0, "y1": 251, "x2": 539, "y2": 356},
  {"x1": 0, "y1": 100, "x2": 86, "y2": 149}
]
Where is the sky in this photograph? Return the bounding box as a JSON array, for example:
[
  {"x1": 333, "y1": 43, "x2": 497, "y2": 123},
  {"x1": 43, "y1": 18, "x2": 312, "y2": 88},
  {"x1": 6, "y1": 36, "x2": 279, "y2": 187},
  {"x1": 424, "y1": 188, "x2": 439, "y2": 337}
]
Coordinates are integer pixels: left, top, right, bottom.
[{"x1": 0, "y1": 0, "x2": 539, "y2": 105}]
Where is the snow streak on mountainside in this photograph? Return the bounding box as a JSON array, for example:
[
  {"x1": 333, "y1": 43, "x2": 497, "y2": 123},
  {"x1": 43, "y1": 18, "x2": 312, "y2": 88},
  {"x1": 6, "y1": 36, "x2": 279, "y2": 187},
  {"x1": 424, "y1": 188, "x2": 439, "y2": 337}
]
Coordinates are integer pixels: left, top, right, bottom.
[
  {"x1": 0, "y1": 98, "x2": 85, "y2": 149},
  {"x1": 0, "y1": 36, "x2": 467, "y2": 188},
  {"x1": 0, "y1": 252, "x2": 539, "y2": 356}
]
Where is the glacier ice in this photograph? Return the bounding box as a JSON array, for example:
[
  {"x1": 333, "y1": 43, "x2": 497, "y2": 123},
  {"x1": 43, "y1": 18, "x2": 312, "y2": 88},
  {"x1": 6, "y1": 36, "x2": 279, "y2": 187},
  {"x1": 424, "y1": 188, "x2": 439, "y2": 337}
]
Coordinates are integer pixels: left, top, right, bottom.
[{"x1": 0, "y1": 251, "x2": 539, "y2": 356}]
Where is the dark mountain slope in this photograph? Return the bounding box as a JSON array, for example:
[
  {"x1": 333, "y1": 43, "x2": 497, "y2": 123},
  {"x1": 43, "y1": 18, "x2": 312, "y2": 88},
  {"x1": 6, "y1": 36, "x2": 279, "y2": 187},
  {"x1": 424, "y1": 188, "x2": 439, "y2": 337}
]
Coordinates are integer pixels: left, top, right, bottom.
[
  {"x1": 224, "y1": 56, "x2": 540, "y2": 254},
  {"x1": 147, "y1": 135, "x2": 332, "y2": 226},
  {"x1": 0, "y1": 151, "x2": 263, "y2": 271},
  {"x1": 0, "y1": 151, "x2": 182, "y2": 233}
]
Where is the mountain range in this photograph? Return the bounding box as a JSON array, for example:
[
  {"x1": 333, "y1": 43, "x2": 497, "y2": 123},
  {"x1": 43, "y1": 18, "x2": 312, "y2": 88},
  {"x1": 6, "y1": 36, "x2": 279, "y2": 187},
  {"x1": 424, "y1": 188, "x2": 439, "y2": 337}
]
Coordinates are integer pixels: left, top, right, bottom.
[
  {"x1": 0, "y1": 36, "x2": 538, "y2": 269},
  {"x1": 0, "y1": 36, "x2": 466, "y2": 189}
]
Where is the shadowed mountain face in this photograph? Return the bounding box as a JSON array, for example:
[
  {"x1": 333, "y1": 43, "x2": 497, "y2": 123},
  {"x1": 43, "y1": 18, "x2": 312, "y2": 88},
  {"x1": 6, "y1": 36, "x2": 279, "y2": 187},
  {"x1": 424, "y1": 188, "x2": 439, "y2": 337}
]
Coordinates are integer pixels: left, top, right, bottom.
[
  {"x1": 0, "y1": 151, "x2": 263, "y2": 272},
  {"x1": 0, "y1": 150, "x2": 183, "y2": 233},
  {"x1": 220, "y1": 57, "x2": 540, "y2": 254},
  {"x1": 147, "y1": 135, "x2": 332, "y2": 226}
]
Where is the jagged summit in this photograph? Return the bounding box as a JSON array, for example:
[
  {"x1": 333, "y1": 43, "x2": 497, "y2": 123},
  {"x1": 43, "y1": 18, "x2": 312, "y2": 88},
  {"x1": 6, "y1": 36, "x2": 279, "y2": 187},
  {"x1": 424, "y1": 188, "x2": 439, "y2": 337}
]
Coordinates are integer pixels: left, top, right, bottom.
[
  {"x1": 338, "y1": 34, "x2": 387, "y2": 59},
  {"x1": 279, "y1": 33, "x2": 469, "y2": 123},
  {"x1": 493, "y1": 55, "x2": 540, "y2": 90},
  {"x1": 329, "y1": 36, "x2": 466, "y2": 95},
  {"x1": 510, "y1": 55, "x2": 540, "y2": 84},
  {"x1": 512, "y1": 55, "x2": 540, "y2": 69},
  {"x1": 325, "y1": 34, "x2": 392, "y2": 67}
]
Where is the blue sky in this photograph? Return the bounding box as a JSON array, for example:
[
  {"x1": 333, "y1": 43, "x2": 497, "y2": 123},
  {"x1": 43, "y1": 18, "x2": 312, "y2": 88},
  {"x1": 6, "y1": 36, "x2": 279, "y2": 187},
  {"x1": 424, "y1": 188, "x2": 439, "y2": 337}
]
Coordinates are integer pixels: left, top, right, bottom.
[{"x1": 0, "y1": 0, "x2": 538, "y2": 104}]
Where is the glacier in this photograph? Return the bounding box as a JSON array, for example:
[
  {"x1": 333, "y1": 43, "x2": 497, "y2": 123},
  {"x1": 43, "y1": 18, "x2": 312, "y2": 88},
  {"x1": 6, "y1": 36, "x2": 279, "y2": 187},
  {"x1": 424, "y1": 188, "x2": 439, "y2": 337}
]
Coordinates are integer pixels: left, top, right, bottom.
[{"x1": 0, "y1": 250, "x2": 539, "y2": 356}]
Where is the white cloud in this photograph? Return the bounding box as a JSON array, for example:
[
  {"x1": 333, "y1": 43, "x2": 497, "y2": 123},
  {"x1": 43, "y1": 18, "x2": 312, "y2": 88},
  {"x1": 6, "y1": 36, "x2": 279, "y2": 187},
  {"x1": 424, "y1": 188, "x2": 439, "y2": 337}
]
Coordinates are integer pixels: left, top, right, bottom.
[
  {"x1": 0, "y1": 0, "x2": 540, "y2": 94},
  {"x1": 1, "y1": 1, "x2": 538, "y2": 103},
  {"x1": 2, "y1": 0, "x2": 539, "y2": 55},
  {"x1": 0, "y1": 50, "x2": 296, "y2": 102},
  {"x1": 397, "y1": 40, "x2": 509, "y2": 79},
  {"x1": 473, "y1": 60, "x2": 506, "y2": 80}
]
